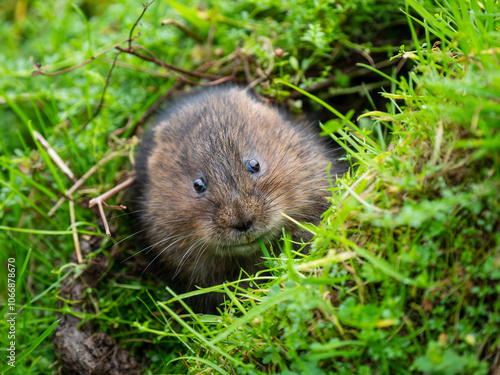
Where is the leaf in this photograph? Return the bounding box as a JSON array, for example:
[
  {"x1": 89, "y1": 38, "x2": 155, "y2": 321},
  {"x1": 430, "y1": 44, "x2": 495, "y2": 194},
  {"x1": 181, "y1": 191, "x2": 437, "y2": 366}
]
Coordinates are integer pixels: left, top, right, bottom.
[{"x1": 0, "y1": 319, "x2": 60, "y2": 373}]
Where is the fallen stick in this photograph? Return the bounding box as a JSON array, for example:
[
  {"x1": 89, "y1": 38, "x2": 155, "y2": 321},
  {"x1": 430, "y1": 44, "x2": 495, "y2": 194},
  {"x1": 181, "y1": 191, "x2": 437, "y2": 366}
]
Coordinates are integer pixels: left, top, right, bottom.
[
  {"x1": 69, "y1": 200, "x2": 82, "y2": 263},
  {"x1": 48, "y1": 149, "x2": 125, "y2": 217},
  {"x1": 33, "y1": 131, "x2": 76, "y2": 183},
  {"x1": 88, "y1": 177, "x2": 135, "y2": 236}
]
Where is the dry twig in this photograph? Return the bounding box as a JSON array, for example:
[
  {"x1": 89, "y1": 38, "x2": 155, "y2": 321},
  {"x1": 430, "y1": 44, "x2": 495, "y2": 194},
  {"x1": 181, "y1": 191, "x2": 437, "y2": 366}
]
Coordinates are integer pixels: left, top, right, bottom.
[
  {"x1": 33, "y1": 131, "x2": 76, "y2": 183},
  {"x1": 69, "y1": 200, "x2": 83, "y2": 263},
  {"x1": 48, "y1": 148, "x2": 128, "y2": 217},
  {"x1": 30, "y1": 38, "x2": 131, "y2": 77},
  {"x1": 129, "y1": 0, "x2": 157, "y2": 49},
  {"x1": 115, "y1": 45, "x2": 222, "y2": 81},
  {"x1": 32, "y1": 132, "x2": 85, "y2": 262},
  {"x1": 88, "y1": 177, "x2": 135, "y2": 236},
  {"x1": 161, "y1": 19, "x2": 203, "y2": 43},
  {"x1": 78, "y1": 52, "x2": 122, "y2": 132}
]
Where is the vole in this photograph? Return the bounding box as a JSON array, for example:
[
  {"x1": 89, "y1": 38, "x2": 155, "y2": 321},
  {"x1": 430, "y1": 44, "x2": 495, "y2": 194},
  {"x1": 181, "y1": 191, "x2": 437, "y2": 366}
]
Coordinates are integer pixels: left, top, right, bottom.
[{"x1": 133, "y1": 86, "x2": 347, "y2": 313}]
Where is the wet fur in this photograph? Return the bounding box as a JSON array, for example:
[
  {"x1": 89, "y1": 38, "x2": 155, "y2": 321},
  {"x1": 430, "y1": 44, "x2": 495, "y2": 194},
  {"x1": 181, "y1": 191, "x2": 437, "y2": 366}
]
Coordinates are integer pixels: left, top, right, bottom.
[{"x1": 133, "y1": 86, "x2": 347, "y2": 313}]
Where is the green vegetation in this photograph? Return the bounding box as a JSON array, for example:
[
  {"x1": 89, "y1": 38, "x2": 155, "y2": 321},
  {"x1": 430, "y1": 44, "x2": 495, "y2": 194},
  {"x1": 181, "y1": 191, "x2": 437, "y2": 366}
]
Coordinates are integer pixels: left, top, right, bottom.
[{"x1": 0, "y1": 0, "x2": 499, "y2": 374}]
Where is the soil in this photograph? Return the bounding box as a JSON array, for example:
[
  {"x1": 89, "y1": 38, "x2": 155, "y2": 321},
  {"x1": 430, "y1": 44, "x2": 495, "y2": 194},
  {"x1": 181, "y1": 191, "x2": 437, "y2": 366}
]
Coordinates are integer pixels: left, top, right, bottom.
[{"x1": 53, "y1": 232, "x2": 141, "y2": 375}]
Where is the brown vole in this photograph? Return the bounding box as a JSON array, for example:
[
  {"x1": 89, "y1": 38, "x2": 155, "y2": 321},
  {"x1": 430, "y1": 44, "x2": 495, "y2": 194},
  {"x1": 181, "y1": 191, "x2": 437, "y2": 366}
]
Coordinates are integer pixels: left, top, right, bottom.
[{"x1": 133, "y1": 86, "x2": 347, "y2": 313}]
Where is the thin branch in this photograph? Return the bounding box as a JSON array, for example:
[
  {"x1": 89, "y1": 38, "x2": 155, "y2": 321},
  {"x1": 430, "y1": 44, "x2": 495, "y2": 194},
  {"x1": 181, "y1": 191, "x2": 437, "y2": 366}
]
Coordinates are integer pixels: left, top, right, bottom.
[
  {"x1": 395, "y1": 55, "x2": 409, "y2": 74},
  {"x1": 355, "y1": 48, "x2": 375, "y2": 68},
  {"x1": 102, "y1": 201, "x2": 127, "y2": 211},
  {"x1": 129, "y1": 0, "x2": 156, "y2": 49},
  {"x1": 30, "y1": 38, "x2": 131, "y2": 77},
  {"x1": 88, "y1": 177, "x2": 135, "y2": 237},
  {"x1": 78, "y1": 51, "x2": 122, "y2": 132},
  {"x1": 161, "y1": 19, "x2": 203, "y2": 43},
  {"x1": 129, "y1": 44, "x2": 197, "y2": 84},
  {"x1": 33, "y1": 131, "x2": 76, "y2": 183},
  {"x1": 69, "y1": 200, "x2": 83, "y2": 263},
  {"x1": 115, "y1": 45, "x2": 222, "y2": 80},
  {"x1": 102, "y1": 58, "x2": 170, "y2": 78},
  {"x1": 96, "y1": 199, "x2": 111, "y2": 236},
  {"x1": 204, "y1": 59, "x2": 242, "y2": 86},
  {"x1": 108, "y1": 117, "x2": 135, "y2": 141},
  {"x1": 88, "y1": 177, "x2": 135, "y2": 209},
  {"x1": 48, "y1": 149, "x2": 127, "y2": 217},
  {"x1": 196, "y1": 50, "x2": 237, "y2": 72}
]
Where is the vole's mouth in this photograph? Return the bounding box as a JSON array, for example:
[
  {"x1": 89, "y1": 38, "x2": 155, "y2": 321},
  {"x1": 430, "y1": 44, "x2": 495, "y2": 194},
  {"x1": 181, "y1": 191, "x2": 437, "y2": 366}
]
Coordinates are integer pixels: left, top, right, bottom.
[
  {"x1": 226, "y1": 229, "x2": 278, "y2": 255},
  {"x1": 213, "y1": 226, "x2": 282, "y2": 256},
  {"x1": 234, "y1": 236, "x2": 260, "y2": 247},
  {"x1": 230, "y1": 238, "x2": 262, "y2": 255},
  {"x1": 212, "y1": 234, "x2": 264, "y2": 256}
]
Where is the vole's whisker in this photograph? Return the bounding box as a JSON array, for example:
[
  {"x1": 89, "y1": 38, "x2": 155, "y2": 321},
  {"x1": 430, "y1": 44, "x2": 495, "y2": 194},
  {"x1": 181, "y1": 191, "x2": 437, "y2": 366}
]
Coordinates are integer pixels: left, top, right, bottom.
[
  {"x1": 114, "y1": 227, "x2": 150, "y2": 249},
  {"x1": 141, "y1": 236, "x2": 188, "y2": 275},
  {"x1": 173, "y1": 238, "x2": 205, "y2": 279},
  {"x1": 107, "y1": 209, "x2": 150, "y2": 221},
  {"x1": 122, "y1": 233, "x2": 186, "y2": 263},
  {"x1": 188, "y1": 243, "x2": 209, "y2": 288}
]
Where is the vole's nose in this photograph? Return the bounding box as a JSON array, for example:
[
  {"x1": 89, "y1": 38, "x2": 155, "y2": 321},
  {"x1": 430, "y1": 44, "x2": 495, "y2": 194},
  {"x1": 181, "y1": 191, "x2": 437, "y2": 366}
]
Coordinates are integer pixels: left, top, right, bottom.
[
  {"x1": 223, "y1": 194, "x2": 258, "y2": 232},
  {"x1": 232, "y1": 217, "x2": 254, "y2": 232}
]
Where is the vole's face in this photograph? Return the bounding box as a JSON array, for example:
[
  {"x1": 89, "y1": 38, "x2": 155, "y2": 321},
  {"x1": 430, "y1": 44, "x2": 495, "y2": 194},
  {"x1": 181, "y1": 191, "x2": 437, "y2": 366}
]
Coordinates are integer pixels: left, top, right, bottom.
[
  {"x1": 146, "y1": 122, "x2": 329, "y2": 258},
  {"x1": 180, "y1": 130, "x2": 285, "y2": 256},
  {"x1": 142, "y1": 87, "x2": 333, "y2": 260}
]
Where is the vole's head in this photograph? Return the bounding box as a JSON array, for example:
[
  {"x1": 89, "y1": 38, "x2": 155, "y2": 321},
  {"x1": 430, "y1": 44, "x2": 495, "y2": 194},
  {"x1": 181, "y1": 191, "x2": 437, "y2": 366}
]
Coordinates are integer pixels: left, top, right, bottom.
[{"x1": 136, "y1": 87, "x2": 341, "y2": 260}]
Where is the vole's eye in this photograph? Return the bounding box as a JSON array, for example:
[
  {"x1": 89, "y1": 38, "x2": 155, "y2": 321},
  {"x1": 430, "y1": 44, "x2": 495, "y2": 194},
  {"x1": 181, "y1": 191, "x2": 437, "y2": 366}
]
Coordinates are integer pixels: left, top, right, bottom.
[
  {"x1": 246, "y1": 160, "x2": 260, "y2": 173},
  {"x1": 193, "y1": 178, "x2": 206, "y2": 193}
]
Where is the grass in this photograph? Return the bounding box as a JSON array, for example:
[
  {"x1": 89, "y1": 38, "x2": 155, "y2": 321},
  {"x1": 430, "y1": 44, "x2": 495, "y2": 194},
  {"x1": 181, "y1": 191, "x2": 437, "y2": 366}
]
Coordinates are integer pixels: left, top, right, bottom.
[{"x1": 0, "y1": 0, "x2": 499, "y2": 374}]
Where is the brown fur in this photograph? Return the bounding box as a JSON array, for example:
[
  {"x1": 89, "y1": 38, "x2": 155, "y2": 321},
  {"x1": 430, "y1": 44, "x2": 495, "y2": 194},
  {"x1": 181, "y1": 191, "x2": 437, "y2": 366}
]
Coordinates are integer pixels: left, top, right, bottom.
[{"x1": 133, "y1": 86, "x2": 347, "y2": 313}]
